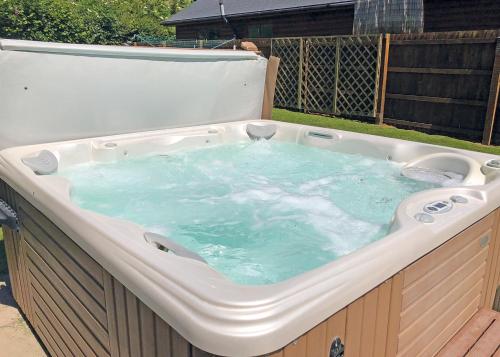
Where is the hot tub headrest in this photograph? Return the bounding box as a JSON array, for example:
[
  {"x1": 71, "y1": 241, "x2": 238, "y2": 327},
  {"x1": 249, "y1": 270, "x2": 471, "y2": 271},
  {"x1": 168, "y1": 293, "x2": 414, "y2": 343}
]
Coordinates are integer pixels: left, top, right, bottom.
[
  {"x1": 246, "y1": 123, "x2": 277, "y2": 141},
  {"x1": 22, "y1": 150, "x2": 58, "y2": 175}
]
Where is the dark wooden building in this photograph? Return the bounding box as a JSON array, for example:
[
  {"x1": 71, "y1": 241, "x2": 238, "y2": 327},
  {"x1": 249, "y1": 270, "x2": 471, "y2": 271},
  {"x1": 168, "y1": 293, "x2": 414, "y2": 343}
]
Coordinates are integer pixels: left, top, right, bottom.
[{"x1": 164, "y1": 0, "x2": 500, "y2": 40}]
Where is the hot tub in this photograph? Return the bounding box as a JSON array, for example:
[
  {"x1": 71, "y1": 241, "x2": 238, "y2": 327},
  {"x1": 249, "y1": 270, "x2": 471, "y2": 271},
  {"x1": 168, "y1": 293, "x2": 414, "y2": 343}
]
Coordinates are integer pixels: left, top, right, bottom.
[{"x1": 1, "y1": 40, "x2": 500, "y2": 357}]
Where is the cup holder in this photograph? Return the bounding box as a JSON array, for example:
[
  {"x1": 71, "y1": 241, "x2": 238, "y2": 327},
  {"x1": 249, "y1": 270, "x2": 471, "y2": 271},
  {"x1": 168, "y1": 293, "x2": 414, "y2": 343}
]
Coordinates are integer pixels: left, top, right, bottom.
[
  {"x1": 486, "y1": 159, "x2": 500, "y2": 169},
  {"x1": 482, "y1": 159, "x2": 500, "y2": 176}
]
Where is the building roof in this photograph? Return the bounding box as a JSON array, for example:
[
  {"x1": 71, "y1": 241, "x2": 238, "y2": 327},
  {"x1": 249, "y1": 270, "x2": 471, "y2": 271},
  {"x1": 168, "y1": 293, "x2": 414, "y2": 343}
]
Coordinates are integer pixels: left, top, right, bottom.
[{"x1": 163, "y1": 0, "x2": 355, "y2": 25}]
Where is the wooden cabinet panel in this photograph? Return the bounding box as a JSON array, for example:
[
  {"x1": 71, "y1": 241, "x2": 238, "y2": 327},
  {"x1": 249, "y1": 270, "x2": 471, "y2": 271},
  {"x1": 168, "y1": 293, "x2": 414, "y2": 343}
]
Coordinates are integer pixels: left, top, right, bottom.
[{"x1": 397, "y1": 213, "x2": 498, "y2": 356}]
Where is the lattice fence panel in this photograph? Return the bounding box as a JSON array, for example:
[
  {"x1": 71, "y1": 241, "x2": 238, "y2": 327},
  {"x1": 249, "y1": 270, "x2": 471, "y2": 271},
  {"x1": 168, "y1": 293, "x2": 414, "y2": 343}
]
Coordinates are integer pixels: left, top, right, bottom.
[
  {"x1": 271, "y1": 38, "x2": 301, "y2": 109},
  {"x1": 336, "y1": 36, "x2": 381, "y2": 116},
  {"x1": 302, "y1": 37, "x2": 337, "y2": 114},
  {"x1": 271, "y1": 35, "x2": 382, "y2": 117}
]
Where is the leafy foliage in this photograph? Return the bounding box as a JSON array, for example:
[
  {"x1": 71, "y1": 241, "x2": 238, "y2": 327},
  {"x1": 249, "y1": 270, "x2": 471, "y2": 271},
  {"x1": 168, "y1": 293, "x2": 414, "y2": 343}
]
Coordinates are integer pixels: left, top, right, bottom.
[
  {"x1": 168, "y1": 0, "x2": 192, "y2": 16},
  {"x1": 0, "y1": 0, "x2": 192, "y2": 44}
]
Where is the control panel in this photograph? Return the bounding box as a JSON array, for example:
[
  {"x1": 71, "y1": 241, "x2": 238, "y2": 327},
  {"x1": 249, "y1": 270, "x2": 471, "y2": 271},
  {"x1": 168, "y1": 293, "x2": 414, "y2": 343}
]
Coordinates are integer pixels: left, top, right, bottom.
[
  {"x1": 414, "y1": 195, "x2": 469, "y2": 224},
  {"x1": 423, "y1": 200, "x2": 453, "y2": 214}
]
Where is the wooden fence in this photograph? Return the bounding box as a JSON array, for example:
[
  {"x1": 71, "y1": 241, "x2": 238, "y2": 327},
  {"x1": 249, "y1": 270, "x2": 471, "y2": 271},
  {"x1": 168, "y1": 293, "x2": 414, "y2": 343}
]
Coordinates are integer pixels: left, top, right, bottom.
[
  {"x1": 270, "y1": 35, "x2": 383, "y2": 117},
  {"x1": 380, "y1": 30, "x2": 500, "y2": 145},
  {"x1": 142, "y1": 32, "x2": 500, "y2": 145},
  {"x1": 251, "y1": 30, "x2": 500, "y2": 145}
]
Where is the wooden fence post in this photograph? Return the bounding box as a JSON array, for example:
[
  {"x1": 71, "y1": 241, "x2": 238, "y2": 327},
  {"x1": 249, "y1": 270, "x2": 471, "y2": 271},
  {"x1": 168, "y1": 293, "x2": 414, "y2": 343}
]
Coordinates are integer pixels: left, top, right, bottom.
[
  {"x1": 261, "y1": 56, "x2": 281, "y2": 119},
  {"x1": 333, "y1": 37, "x2": 341, "y2": 115},
  {"x1": 298, "y1": 38, "x2": 304, "y2": 110},
  {"x1": 372, "y1": 34, "x2": 384, "y2": 117},
  {"x1": 376, "y1": 34, "x2": 391, "y2": 125},
  {"x1": 482, "y1": 38, "x2": 500, "y2": 145}
]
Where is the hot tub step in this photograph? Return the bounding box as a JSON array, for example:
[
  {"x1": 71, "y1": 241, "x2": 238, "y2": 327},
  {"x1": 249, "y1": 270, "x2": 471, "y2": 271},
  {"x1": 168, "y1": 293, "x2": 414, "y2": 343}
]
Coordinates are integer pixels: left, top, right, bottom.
[{"x1": 437, "y1": 308, "x2": 500, "y2": 357}]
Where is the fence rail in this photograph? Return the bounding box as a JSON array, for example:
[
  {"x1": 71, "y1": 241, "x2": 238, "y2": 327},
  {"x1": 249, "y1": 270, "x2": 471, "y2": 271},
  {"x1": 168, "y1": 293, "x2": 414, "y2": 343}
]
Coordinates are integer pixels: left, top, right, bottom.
[{"x1": 271, "y1": 35, "x2": 383, "y2": 118}]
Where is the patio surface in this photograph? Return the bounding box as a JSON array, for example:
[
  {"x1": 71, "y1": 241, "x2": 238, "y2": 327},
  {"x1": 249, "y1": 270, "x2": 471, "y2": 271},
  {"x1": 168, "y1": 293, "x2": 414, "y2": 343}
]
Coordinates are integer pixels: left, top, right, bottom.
[{"x1": 0, "y1": 274, "x2": 46, "y2": 357}]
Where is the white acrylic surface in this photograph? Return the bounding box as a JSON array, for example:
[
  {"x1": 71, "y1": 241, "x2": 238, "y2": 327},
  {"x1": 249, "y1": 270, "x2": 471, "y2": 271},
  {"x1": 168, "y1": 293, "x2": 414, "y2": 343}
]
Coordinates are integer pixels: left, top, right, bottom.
[{"x1": 1, "y1": 120, "x2": 499, "y2": 356}]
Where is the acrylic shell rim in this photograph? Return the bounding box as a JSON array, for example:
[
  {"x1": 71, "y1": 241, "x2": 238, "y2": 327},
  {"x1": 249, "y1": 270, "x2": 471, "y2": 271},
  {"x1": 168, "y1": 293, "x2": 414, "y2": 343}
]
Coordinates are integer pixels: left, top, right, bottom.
[{"x1": 1, "y1": 120, "x2": 499, "y2": 356}]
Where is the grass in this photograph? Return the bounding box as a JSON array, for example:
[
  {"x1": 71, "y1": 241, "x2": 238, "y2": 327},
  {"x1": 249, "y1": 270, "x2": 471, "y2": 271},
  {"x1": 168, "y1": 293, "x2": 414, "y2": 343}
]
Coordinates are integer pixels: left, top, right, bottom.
[
  {"x1": 0, "y1": 230, "x2": 6, "y2": 275},
  {"x1": 272, "y1": 109, "x2": 500, "y2": 155}
]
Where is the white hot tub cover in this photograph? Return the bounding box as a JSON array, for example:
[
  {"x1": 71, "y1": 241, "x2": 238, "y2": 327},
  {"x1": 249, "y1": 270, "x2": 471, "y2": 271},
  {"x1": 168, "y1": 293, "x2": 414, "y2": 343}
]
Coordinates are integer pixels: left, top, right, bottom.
[{"x1": 0, "y1": 39, "x2": 268, "y2": 149}]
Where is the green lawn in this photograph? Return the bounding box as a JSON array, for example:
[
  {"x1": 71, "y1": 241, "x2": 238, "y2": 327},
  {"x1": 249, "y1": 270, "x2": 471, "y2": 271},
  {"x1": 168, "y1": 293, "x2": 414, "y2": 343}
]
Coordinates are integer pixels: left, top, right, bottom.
[
  {"x1": 0, "y1": 230, "x2": 6, "y2": 275},
  {"x1": 272, "y1": 109, "x2": 500, "y2": 155}
]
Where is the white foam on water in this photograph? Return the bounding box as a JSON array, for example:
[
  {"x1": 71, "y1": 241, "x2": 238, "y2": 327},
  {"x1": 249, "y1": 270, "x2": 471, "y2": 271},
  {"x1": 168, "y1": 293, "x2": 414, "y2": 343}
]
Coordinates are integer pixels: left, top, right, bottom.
[
  {"x1": 274, "y1": 193, "x2": 381, "y2": 254},
  {"x1": 59, "y1": 141, "x2": 440, "y2": 285},
  {"x1": 230, "y1": 186, "x2": 283, "y2": 203},
  {"x1": 299, "y1": 177, "x2": 334, "y2": 192}
]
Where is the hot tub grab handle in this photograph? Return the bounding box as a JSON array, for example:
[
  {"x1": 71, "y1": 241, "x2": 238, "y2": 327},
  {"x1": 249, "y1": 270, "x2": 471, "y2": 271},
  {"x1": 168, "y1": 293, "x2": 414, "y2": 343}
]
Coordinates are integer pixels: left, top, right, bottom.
[
  {"x1": 144, "y1": 232, "x2": 206, "y2": 263},
  {"x1": 0, "y1": 199, "x2": 19, "y2": 231}
]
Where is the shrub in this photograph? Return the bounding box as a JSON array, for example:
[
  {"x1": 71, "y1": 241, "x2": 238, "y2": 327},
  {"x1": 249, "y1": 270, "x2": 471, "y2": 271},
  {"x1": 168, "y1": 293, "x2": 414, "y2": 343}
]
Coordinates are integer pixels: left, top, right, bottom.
[{"x1": 0, "y1": 0, "x2": 191, "y2": 44}]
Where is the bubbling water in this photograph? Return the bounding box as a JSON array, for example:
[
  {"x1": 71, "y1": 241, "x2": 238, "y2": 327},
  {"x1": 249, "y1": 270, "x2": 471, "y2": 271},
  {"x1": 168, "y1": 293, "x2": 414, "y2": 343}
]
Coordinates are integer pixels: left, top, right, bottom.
[{"x1": 59, "y1": 141, "x2": 440, "y2": 285}]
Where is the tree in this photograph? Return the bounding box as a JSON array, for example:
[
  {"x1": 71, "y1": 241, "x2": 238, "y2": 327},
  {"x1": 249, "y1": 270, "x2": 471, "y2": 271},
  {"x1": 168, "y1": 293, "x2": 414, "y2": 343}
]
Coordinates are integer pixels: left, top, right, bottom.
[
  {"x1": 0, "y1": 0, "x2": 192, "y2": 44},
  {"x1": 169, "y1": 0, "x2": 192, "y2": 15}
]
